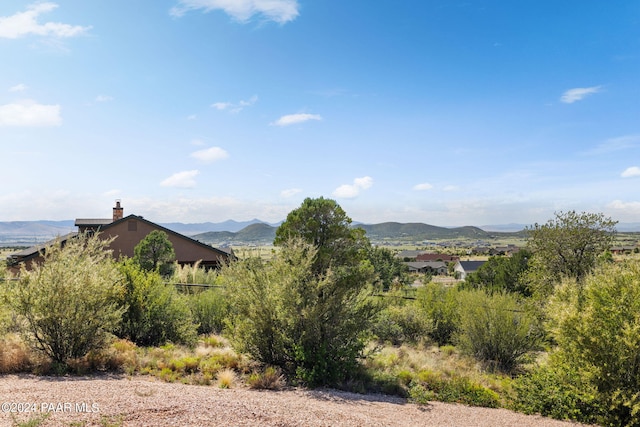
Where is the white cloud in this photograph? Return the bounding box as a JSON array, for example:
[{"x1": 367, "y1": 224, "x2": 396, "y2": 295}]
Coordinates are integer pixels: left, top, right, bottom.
[
  {"x1": 621, "y1": 166, "x2": 640, "y2": 178},
  {"x1": 0, "y1": 2, "x2": 91, "y2": 39},
  {"x1": 413, "y1": 182, "x2": 433, "y2": 191},
  {"x1": 607, "y1": 200, "x2": 640, "y2": 214},
  {"x1": 584, "y1": 134, "x2": 640, "y2": 155},
  {"x1": 170, "y1": 0, "x2": 299, "y2": 24},
  {"x1": 280, "y1": 188, "x2": 301, "y2": 198},
  {"x1": 190, "y1": 146, "x2": 229, "y2": 163},
  {"x1": 0, "y1": 100, "x2": 61, "y2": 127},
  {"x1": 211, "y1": 95, "x2": 257, "y2": 113},
  {"x1": 95, "y1": 95, "x2": 113, "y2": 102},
  {"x1": 443, "y1": 185, "x2": 459, "y2": 192},
  {"x1": 160, "y1": 170, "x2": 199, "y2": 188},
  {"x1": 271, "y1": 113, "x2": 322, "y2": 126},
  {"x1": 9, "y1": 84, "x2": 28, "y2": 92},
  {"x1": 560, "y1": 86, "x2": 602, "y2": 104},
  {"x1": 333, "y1": 176, "x2": 373, "y2": 199}
]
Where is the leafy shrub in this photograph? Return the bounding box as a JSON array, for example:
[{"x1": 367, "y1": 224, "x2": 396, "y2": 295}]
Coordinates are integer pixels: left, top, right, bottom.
[
  {"x1": 372, "y1": 302, "x2": 430, "y2": 345},
  {"x1": 7, "y1": 233, "x2": 124, "y2": 365},
  {"x1": 184, "y1": 288, "x2": 229, "y2": 335},
  {"x1": 409, "y1": 370, "x2": 499, "y2": 407},
  {"x1": 456, "y1": 290, "x2": 541, "y2": 373},
  {"x1": 510, "y1": 359, "x2": 601, "y2": 424},
  {"x1": 544, "y1": 260, "x2": 640, "y2": 426},
  {"x1": 415, "y1": 283, "x2": 460, "y2": 345},
  {"x1": 116, "y1": 259, "x2": 197, "y2": 347},
  {"x1": 223, "y1": 239, "x2": 378, "y2": 386}
]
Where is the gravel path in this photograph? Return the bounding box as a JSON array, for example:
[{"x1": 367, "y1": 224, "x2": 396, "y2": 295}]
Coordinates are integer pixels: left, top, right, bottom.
[{"x1": 0, "y1": 374, "x2": 588, "y2": 427}]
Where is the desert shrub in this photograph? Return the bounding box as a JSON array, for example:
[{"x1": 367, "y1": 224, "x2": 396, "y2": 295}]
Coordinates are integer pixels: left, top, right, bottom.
[
  {"x1": 409, "y1": 370, "x2": 499, "y2": 408},
  {"x1": 415, "y1": 282, "x2": 460, "y2": 345},
  {"x1": 247, "y1": 366, "x2": 285, "y2": 390},
  {"x1": 116, "y1": 259, "x2": 197, "y2": 347},
  {"x1": 543, "y1": 260, "x2": 640, "y2": 426},
  {"x1": 7, "y1": 233, "x2": 124, "y2": 365},
  {"x1": 223, "y1": 239, "x2": 378, "y2": 386},
  {"x1": 456, "y1": 290, "x2": 541, "y2": 373},
  {"x1": 372, "y1": 302, "x2": 430, "y2": 345},
  {"x1": 510, "y1": 357, "x2": 601, "y2": 424},
  {"x1": 184, "y1": 288, "x2": 229, "y2": 335}
]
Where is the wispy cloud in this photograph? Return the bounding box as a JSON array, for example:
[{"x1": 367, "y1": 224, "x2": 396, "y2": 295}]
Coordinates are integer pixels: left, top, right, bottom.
[
  {"x1": 170, "y1": 0, "x2": 299, "y2": 24},
  {"x1": 584, "y1": 134, "x2": 640, "y2": 156},
  {"x1": 443, "y1": 185, "x2": 459, "y2": 192},
  {"x1": 271, "y1": 113, "x2": 322, "y2": 127},
  {"x1": 0, "y1": 2, "x2": 91, "y2": 39},
  {"x1": 9, "y1": 84, "x2": 28, "y2": 92},
  {"x1": 190, "y1": 146, "x2": 229, "y2": 163},
  {"x1": 621, "y1": 166, "x2": 640, "y2": 178},
  {"x1": 560, "y1": 86, "x2": 602, "y2": 104},
  {"x1": 0, "y1": 100, "x2": 61, "y2": 127},
  {"x1": 211, "y1": 95, "x2": 257, "y2": 113},
  {"x1": 160, "y1": 170, "x2": 199, "y2": 188},
  {"x1": 413, "y1": 182, "x2": 433, "y2": 191},
  {"x1": 95, "y1": 95, "x2": 114, "y2": 103},
  {"x1": 280, "y1": 188, "x2": 302, "y2": 198},
  {"x1": 333, "y1": 176, "x2": 373, "y2": 199}
]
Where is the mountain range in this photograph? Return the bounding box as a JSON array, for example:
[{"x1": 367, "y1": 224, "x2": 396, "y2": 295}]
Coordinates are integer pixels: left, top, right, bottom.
[{"x1": 1, "y1": 219, "x2": 639, "y2": 247}]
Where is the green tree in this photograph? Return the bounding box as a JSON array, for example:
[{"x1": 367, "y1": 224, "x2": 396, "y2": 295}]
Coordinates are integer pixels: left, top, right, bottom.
[
  {"x1": 224, "y1": 238, "x2": 377, "y2": 386},
  {"x1": 116, "y1": 259, "x2": 197, "y2": 346},
  {"x1": 526, "y1": 211, "x2": 617, "y2": 288},
  {"x1": 133, "y1": 230, "x2": 176, "y2": 276},
  {"x1": 463, "y1": 249, "x2": 532, "y2": 296},
  {"x1": 544, "y1": 260, "x2": 640, "y2": 426},
  {"x1": 7, "y1": 233, "x2": 124, "y2": 365},
  {"x1": 274, "y1": 197, "x2": 370, "y2": 274},
  {"x1": 367, "y1": 246, "x2": 410, "y2": 291}
]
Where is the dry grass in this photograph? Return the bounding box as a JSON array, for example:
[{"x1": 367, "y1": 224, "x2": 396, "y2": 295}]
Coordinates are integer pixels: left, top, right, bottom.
[
  {"x1": 0, "y1": 333, "x2": 34, "y2": 373},
  {"x1": 216, "y1": 368, "x2": 237, "y2": 388}
]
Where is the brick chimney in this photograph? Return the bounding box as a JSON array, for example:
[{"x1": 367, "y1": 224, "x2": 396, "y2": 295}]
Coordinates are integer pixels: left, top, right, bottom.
[{"x1": 113, "y1": 200, "x2": 123, "y2": 222}]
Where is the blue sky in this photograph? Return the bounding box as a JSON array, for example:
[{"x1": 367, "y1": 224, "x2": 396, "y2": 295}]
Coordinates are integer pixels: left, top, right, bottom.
[{"x1": 1, "y1": 1, "x2": 639, "y2": 227}]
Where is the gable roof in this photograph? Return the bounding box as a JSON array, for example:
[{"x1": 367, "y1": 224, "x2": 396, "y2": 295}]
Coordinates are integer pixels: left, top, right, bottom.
[
  {"x1": 100, "y1": 214, "x2": 232, "y2": 259},
  {"x1": 457, "y1": 260, "x2": 486, "y2": 272}
]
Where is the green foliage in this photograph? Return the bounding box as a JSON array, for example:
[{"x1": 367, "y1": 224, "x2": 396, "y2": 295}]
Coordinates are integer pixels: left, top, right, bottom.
[
  {"x1": 409, "y1": 370, "x2": 500, "y2": 408},
  {"x1": 133, "y1": 230, "x2": 176, "y2": 276},
  {"x1": 223, "y1": 239, "x2": 377, "y2": 386},
  {"x1": 371, "y1": 302, "x2": 430, "y2": 345},
  {"x1": 415, "y1": 283, "x2": 460, "y2": 345},
  {"x1": 526, "y1": 210, "x2": 617, "y2": 288},
  {"x1": 456, "y1": 290, "x2": 541, "y2": 373},
  {"x1": 116, "y1": 259, "x2": 197, "y2": 347},
  {"x1": 545, "y1": 259, "x2": 640, "y2": 426},
  {"x1": 462, "y1": 250, "x2": 532, "y2": 296},
  {"x1": 510, "y1": 357, "x2": 602, "y2": 424},
  {"x1": 367, "y1": 246, "x2": 410, "y2": 291},
  {"x1": 184, "y1": 288, "x2": 229, "y2": 335},
  {"x1": 273, "y1": 196, "x2": 371, "y2": 275},
  {"x1": 7, "y1": 233, "x2": 124, "y2": 364}
]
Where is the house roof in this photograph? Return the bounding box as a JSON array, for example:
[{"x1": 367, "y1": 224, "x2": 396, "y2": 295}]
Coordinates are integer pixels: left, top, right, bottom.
[
  {"x1": 101, "y1": 214, "x2": 234, "y2": 259},
  {"x1": 7, "y1": 214, "x2": 234, "y2": 267},
  {"x1": 7, "y1": 232, "x2": 78, "y2": 264},
  {"x1": 457, "y1": 260, "x2": 486, "y2": 272},
  {"x1": 75, "y1": 218, "x2": 112, "y2": 227}
]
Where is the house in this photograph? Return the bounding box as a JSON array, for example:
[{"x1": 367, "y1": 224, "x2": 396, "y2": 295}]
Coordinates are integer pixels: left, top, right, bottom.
[
  {"x1": 6, "y1": 201, "x2": 233, "y2": 274},
  {"x1": 405, "y1": 261, "x2": 448, "y2": 275},
  {"x1": 415, "y1": 253, "x2": 459, "y2": 262},
  {"x1": 453, "y1": 260, "x2": 487, "y2": 281}
]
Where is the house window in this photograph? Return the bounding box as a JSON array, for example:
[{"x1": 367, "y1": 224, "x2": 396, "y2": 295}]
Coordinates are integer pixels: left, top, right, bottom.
[{"x1": 128, "y1": 221, "x2": 137, "y2": 232}]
